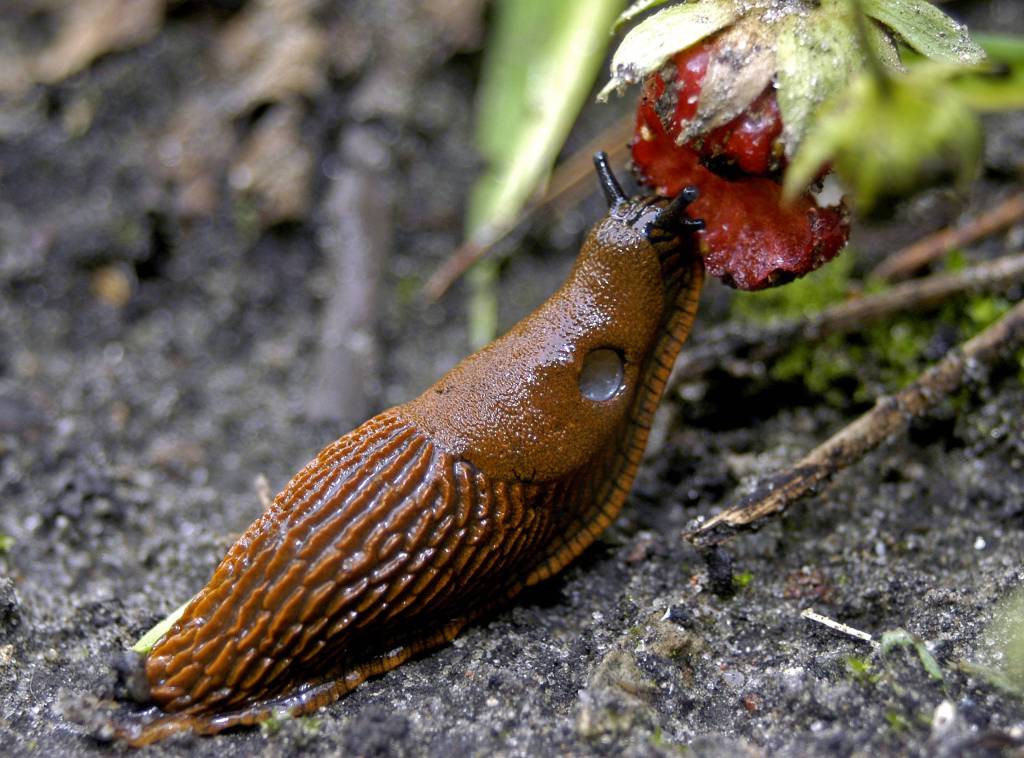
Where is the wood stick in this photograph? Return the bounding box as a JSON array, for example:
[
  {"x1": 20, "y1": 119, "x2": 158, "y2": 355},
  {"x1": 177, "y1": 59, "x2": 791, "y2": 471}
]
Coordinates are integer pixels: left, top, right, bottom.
[
  {"x1": 538, "y1": 115, "x2": 636, "y2": 210},
  {"x1": 688, "y1": 297, "x2": 1024, "y2": 545},
  {"x1": 423, "y1": 115, "x2": 635, "y2": 301},
  {"x1": 870, "y1": 192, "x2": 1024, "y2": 282},
  {"x1": 671, "y1": 251, "x2": 1024, "y2": 388},
  {"x1": 307, "y1": 163, "x2": 391, "y2": 425}
]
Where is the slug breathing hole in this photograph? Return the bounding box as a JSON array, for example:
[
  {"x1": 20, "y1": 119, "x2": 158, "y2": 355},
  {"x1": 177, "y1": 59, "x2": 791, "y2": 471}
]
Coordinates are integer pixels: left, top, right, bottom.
[{"x1": 579, "y1": 349, "x2": 625, "y2": 402}]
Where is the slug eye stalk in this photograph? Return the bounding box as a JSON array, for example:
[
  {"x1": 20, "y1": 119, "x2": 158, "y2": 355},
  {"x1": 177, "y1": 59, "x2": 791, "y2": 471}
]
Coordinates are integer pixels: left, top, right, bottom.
[
  {"x1": 592, "y1": 152, "x2": 703, "y2": 242},
  {"x1": 651, "y1": 187, "x2": 704, "y2": 239},
  {"x1": 593, "y1": 151, "x2": 627, "y2": 207}
]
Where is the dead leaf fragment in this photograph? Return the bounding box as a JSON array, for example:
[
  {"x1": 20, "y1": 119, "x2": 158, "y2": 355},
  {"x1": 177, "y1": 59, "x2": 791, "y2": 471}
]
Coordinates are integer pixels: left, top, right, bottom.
[
  {"x1": 687, "y1": 16, "x2": 776, "y2": 140},
  {"x1": 157, "y1": 0, "x2": 328, "y2": 223},
  {"x1": 230, "y1": 103, "x2": 314, "y2": 224},
  {"x1": 91, "y1": 265, "x2": 133, "y2": 308},
  {"x1": 33, "y1": 0, "x2": 165, "y2": 86},
  {"x1": 216, "y1": 0, "x2": 328, "y2": 112}
]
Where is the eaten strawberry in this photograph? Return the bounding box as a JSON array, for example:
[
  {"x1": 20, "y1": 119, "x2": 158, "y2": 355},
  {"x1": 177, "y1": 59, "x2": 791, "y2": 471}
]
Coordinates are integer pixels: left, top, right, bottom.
[{"x1": 631, "y1": 40, "x2": 849, "y2": 291}]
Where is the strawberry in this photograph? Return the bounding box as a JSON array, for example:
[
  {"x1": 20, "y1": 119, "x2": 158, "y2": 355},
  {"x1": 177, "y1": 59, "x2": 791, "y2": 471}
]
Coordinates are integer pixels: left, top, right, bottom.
[{"x1": 631, "y1": 41, "x2": 849, "y2": 291}]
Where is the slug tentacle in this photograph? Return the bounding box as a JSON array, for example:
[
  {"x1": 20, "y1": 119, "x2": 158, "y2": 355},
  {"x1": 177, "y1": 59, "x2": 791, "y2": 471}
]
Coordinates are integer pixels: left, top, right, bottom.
[
  {"x1": 651, "y1": 186, "x2": 705, "y2": 239},
  {"x1": 594, "y1": 151, "x2": 628, "y2": 207},
  {"x1": 110, "y1": 154, "x2": 705, "y2": 746}
]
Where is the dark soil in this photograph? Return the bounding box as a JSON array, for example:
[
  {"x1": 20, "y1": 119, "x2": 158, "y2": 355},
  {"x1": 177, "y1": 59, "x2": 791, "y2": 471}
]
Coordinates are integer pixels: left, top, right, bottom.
[{"x1": 1, "y1": 1, "x2": 1023, "y2": 755}]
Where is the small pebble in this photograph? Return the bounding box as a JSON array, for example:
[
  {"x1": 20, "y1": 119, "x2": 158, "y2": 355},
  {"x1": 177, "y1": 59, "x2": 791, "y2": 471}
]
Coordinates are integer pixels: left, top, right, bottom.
[{"x1": 722, "y1": 670, "x2": 745, "y2": 689}]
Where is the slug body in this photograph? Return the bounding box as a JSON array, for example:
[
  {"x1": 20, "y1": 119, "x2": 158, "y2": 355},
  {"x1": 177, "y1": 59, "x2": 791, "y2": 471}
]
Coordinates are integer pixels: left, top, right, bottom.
[{"x1": 119, "y1": 156, "x2": 704, "y2": 745}]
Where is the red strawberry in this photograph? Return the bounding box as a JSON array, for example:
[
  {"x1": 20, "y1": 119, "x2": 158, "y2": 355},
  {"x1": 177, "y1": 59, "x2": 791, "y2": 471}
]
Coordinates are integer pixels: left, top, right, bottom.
[
  {"x1": 631, "y1": 42, "x2": 849, "y2": 291},
  {"x1": 699, "y1": 89, "x2": 784, "y2": 177}
]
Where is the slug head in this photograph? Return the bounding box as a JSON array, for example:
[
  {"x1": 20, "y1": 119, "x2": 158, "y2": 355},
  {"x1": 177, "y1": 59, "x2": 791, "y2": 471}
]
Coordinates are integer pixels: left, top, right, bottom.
[{"x1": 404, "y1": 155, "x2": 702, "y2": 482}]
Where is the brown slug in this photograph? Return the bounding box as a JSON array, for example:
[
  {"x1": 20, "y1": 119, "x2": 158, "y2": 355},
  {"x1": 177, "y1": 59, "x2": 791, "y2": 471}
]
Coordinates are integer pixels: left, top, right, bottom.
[{"x1": 115, "y1": 154, "x2": 704, "y2": 745}]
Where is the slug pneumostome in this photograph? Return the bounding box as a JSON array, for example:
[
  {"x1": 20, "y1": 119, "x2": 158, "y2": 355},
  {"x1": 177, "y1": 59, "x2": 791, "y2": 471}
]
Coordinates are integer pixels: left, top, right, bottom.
[{"x1": 113, "y1": 154, "x2": 704, "y2": 745}]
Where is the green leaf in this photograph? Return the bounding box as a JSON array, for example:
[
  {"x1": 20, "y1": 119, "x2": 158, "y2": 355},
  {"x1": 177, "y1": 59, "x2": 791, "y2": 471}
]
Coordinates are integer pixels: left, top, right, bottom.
[
  {"x1": 982, "y1": 587, "x2": 1024, "y2": 690},
  {"x1": 597, "y1": 0, "x2": 738, "y2": 101},
  {"x1": 0, "y1": 535, "x2": 12, "y2": 553},
  {"x1": 466, "y1": 0, "x2": 626, "y2": 345},
  {"x1": 865, "y1": 20, "x2": 903, "y2": 72},
  {"x1": 470, "y1": 0, "x2": 625, "y2": 240},
  {"x1": 613, "y1": 0, "x2": 673, "y2": 33},
  {"x1": 956, "y1": 71, "x2": 1024, "y2": 112},
  {"x1": 734, "y1": 570, "x2": 753, "y2": 589},
  {"x1": 846, "y1": 655, "x2": 882, "y2": 684},
  {"x1": 957, "y1": 660, "x2": 1024, "y2": 699},
  {"x1": 973, "y1": 32, "x2": 1024, "y2": 64},
  {"x1": 132, "y1": 597, "x2": 193, "y2": 654},
  {"x1": 952, "y1": 33, "x2": 1024, "y2": 112},
  {"x1": 785, "y1": 66, "x2": 982, "y2": 211},
  {"x1": 862, "y1": 0, "x2": 985, "y2": 65},
  {"x1": 775, "y1": 0, "x2": 865, "y2": 155}
]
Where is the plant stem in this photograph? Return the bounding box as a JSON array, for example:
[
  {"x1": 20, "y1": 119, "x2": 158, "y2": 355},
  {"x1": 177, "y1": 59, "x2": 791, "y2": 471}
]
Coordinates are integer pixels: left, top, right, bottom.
[
  {"x1": 688, "y1": 297, "x2": 1024, "y2": 545},
  {"x1": 670, "y1": 250, "x2": 1024, "y2": 386}
]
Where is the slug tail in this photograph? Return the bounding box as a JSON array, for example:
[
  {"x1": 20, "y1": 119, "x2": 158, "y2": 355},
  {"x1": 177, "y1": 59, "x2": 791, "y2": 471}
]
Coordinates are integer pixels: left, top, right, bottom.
[
  {"x1": 111, "y1": 710, "x2": 202, "y2": 748},
  {"x1": 112, "y1": 614, "x2": 478, "y2": 745}
]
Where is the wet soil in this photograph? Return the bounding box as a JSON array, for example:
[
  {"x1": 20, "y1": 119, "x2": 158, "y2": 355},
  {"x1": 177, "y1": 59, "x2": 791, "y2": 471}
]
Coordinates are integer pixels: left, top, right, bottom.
[{"x1": 1, "y1": 1, "x2": 1023, "y2": 755}]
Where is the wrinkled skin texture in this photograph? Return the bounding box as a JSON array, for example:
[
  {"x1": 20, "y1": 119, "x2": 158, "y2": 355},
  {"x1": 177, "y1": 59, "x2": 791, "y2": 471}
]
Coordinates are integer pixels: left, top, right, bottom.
[{"x1": 113, "y1": 189, "x2": 704, "y2": 746}]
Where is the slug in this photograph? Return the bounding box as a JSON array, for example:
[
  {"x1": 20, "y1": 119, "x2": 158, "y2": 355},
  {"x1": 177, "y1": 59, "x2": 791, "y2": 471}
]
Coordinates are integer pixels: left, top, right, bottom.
[{"x1": 114, "y1": 154, "x2": 704, "y2": 745}]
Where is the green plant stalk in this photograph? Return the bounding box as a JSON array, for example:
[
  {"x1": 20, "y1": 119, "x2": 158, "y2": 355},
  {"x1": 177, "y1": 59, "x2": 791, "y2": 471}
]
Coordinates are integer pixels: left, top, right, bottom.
[
  {"x1": 466, "y1": 0, "x2": 625, "y2": 347},
  {"x1": 132, "y1": 597, "x2": 193, "y2": 654},
  {"x1": 880, "y1": 629, "x2": 943, "y2": 681}
]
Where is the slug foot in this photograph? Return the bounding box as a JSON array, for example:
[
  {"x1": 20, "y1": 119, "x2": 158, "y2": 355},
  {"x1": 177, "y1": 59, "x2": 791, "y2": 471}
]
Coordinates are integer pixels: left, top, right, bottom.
[{"x1": 87, "y1": 617, "x2": 470, "y2": 746}]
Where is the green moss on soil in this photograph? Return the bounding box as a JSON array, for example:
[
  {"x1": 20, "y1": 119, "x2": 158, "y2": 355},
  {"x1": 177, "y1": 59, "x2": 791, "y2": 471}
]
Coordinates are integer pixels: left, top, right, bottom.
[{"x1": 731, "y1": 250, "x2": 1021, "y2": 406}]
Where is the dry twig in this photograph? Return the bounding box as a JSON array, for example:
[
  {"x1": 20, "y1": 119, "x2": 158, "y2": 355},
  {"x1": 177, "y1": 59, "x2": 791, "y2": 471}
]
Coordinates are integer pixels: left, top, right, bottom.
[
  {"x1": 671, "y1": 251, "x2": 1024, "y2": 388},
  {"x1": 870, "y1": 192, "x2": 1024, "y2": 282},
  {"x1": 307, "y1": 139, "x2": 392, "y2": 425},
  {"x1": 689, "y1": 298, "x2": 1024, "y2": 546},
  {"x1": 423, "y1": 114, "x2": 635, "y2": 301},
  {"x1": 800, "y1": 609, "x2": 878, "y2": 647}
]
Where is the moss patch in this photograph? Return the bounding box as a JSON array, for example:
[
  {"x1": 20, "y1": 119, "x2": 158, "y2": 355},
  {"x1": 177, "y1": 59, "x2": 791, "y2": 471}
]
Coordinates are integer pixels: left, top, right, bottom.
[{"x1": 731, "y1": 250, "x2": 1020, "y2": 407}]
